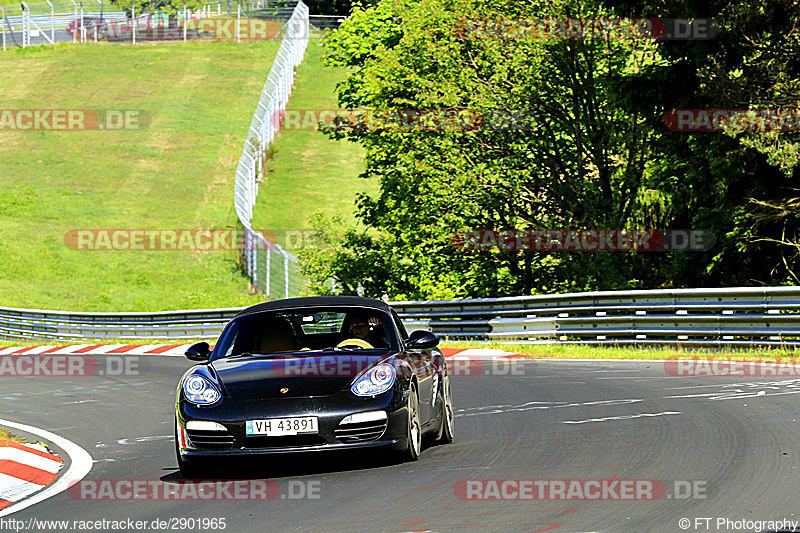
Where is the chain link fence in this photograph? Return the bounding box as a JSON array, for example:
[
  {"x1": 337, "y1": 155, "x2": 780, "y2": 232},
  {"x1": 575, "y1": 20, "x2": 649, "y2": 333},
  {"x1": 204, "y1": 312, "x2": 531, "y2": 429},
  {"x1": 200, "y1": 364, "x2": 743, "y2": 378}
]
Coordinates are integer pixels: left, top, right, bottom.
[{"x1": 235, "y1": 0, "x2": 308, "y2": 299}]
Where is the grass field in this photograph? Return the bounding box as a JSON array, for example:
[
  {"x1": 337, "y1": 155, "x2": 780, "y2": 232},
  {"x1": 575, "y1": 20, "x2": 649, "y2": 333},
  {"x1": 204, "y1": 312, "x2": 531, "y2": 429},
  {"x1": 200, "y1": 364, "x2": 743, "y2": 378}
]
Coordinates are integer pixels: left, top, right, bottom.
[
  {"x1": 0, "y1": 33, "x2": 371, "y2": 311},
  {"x1": 250, "y1": 35, "x2": 372, "y2": 248},
  {"x1": 0, "y1": 40, "x2": 280, "y2": 311}
]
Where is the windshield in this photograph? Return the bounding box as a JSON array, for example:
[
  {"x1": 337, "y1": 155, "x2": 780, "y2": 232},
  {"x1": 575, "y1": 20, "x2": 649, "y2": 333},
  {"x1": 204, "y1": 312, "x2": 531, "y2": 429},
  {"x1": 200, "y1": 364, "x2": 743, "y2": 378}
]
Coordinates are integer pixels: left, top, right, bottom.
[{"x1": 212, "y1": 306, "x2": 399, "y2": 359}]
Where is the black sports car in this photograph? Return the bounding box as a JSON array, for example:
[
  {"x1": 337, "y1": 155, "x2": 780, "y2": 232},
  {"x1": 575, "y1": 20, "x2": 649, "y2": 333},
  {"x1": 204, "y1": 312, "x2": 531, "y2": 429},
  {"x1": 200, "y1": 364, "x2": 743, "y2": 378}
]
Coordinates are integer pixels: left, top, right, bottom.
[{"x1": 175, "y1": 296, "x2": 454, "y2": 478}]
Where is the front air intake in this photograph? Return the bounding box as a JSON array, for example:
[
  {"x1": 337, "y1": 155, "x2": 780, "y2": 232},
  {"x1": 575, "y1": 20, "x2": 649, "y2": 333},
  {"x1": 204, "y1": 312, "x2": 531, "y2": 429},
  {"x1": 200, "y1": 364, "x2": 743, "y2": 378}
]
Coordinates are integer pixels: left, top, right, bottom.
[{"x1": 334, "y1": 411, "x2": 388, "y2": 443}]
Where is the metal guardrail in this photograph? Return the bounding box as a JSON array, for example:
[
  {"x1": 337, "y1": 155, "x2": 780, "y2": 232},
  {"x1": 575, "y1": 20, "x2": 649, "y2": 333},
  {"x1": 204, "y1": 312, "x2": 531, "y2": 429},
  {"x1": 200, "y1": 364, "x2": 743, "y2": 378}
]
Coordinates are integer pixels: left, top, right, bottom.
[
  {"x1": 4, "y1": 287, "x2": 800, "y2": 346},
  {"x1": 393, "y1": 286, "x2": 800, "y2": 347},
  {"x1": 0, "y1": 306, "x2": 242, "y2": 341},
  {"x1": 4, "y1": 12, "x2": 124, "y2": 30}
]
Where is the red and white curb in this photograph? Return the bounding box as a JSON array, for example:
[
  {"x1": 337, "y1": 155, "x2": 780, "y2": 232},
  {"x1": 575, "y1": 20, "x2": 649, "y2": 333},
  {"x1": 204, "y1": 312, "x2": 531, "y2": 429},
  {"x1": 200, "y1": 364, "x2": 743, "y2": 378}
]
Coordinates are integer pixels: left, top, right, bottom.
[
  {"x1": 0, "y1": 344, "x2": 199, "y2": 357},
  {"x1": 0, "y1": 441, "x2": 63, "y2": 511},
  {"x1": 441, "y1": 348, "x2": 528, "y2": 361},
  {"x1": 0, "y1": 345, "x2": 529, "y2": 360},
  {"x1": 0, "y1": 419, "x2": 93, "y2": 518}
]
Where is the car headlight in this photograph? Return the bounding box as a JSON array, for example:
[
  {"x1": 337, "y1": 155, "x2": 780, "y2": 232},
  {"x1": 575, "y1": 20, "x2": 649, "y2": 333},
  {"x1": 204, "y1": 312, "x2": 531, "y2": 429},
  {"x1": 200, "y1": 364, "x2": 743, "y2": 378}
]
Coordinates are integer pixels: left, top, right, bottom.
[
  {"x1": 183, "y1": 374, "x2": 222, "y2": 405},
  {"x1": 351, "y1": 363, "x2": 396, "y2": 397}
]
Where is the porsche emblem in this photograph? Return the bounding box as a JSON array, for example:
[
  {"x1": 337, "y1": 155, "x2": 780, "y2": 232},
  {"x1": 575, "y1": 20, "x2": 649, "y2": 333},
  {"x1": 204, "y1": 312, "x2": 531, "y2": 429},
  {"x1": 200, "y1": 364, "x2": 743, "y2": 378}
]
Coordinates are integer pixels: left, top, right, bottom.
[{"x1": 280, "y1": 388, "x2": 289, "y2": 394}]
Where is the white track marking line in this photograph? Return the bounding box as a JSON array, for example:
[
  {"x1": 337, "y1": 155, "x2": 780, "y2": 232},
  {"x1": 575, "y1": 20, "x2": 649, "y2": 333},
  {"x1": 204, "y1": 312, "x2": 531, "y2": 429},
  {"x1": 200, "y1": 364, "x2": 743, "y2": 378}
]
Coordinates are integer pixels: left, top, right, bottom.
[
  {"x1": 563, "y1": 411, "x2": 682, "y2": 424},
  {"x1": 665, "y1": 378, "x2": 800, "y2": 390},
  {"x1": 0, "y1": 449, "x2": 61, "y2": 474},
  {"x1": 115, "y1": 435, "x2": 172, "y2": 445},
  {"x1": 456, "y1": 398, "x2": 643, "y2": 417},
  {"x1": 0, "y1": 418, "x2": 93, "y2": 517}
]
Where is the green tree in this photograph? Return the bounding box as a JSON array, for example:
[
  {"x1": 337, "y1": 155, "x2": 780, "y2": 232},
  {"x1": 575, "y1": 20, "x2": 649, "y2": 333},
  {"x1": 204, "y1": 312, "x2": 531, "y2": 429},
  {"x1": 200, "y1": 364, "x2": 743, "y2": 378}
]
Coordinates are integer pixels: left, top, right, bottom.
[{"x1": 303, "y1": 0, "x2": 800, "y2": 298}]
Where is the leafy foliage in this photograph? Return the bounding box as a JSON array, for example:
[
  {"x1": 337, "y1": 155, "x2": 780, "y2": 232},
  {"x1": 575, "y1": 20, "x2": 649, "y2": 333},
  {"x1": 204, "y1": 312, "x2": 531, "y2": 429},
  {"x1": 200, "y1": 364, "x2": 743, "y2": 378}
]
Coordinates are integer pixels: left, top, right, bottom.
[{"x1": 301, "y1": 0, "x2": 800, "y2": 298}]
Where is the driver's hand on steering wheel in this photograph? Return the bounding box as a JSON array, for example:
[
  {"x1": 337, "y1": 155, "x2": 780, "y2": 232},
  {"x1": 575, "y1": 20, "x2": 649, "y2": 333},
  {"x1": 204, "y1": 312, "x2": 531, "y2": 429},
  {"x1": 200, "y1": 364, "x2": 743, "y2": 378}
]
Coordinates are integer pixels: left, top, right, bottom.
[{"x1": 349, "y1": 316, "x2": 379, "y2": 337}]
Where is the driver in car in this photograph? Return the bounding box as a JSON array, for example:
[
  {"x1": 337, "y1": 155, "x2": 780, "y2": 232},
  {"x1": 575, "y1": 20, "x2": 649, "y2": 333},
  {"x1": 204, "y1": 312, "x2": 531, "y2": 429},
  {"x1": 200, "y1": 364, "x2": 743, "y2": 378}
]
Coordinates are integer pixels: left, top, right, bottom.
[{"x1": 346, "y1": 311, "x2": 388, "y2": 348}]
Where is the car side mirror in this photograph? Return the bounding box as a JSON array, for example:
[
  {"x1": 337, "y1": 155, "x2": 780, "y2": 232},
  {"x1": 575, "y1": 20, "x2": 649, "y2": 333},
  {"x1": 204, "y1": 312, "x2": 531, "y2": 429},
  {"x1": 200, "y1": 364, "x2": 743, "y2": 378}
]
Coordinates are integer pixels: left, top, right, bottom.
[
  {"x1": 406, "y1": 330, "x2": 439, "y2": 349},
  {"x1": 185, "y1": 342, "x2": 211, "y2": 361}
]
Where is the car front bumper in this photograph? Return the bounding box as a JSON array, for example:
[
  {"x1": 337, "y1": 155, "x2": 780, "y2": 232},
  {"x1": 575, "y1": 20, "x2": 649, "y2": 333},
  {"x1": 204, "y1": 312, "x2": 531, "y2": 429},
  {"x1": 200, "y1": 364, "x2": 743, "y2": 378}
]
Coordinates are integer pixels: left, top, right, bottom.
[{"x1": 176, "y1": 388, "x2": 409, "y2": 457}]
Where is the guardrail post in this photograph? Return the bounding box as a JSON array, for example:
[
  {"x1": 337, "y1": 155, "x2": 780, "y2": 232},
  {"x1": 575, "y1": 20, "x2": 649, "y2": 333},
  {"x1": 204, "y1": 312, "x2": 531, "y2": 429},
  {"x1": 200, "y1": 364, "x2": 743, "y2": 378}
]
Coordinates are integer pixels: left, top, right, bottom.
[
  {"x1": 70, "y1": 0, "x2": 77, "y2": 43},
  {"x1": 0, "y1": 6, "x2": 6, "y2": 51},
  {"x1": 45, "y1": 0, "x2": 54, "y2": 43},
  {"x1": 20, "y1": 1, "x2": 27, "y2": 48},
  {"x1": 96, "y1": 0, "x2": 102, "y2": 40}
]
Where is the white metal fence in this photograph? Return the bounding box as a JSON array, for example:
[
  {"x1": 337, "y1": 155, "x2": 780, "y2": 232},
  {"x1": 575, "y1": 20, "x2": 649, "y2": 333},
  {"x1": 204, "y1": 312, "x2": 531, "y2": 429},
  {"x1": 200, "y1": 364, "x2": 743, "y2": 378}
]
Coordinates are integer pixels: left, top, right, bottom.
[
  {"x1": 234, "y1": 0, "x2": 309, "y2": 299},
  {"x1": 0, "y1": 0, "x2": 298, "y2": 49}
]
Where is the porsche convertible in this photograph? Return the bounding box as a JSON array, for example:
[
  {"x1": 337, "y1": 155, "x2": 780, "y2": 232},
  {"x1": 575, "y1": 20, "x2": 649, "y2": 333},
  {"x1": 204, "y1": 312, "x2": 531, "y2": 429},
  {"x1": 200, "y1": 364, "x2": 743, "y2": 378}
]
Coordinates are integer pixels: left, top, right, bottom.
[{"x1": 175, "y1": 296, "x2": 454, "y2": 478}]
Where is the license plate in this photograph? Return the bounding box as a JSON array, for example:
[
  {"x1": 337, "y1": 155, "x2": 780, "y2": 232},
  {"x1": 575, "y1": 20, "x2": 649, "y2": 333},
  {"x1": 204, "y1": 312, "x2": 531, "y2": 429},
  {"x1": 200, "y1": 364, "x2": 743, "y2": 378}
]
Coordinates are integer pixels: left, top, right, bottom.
[{"x1": 246, "y1": 416, "x2": 318, "y2": 436}]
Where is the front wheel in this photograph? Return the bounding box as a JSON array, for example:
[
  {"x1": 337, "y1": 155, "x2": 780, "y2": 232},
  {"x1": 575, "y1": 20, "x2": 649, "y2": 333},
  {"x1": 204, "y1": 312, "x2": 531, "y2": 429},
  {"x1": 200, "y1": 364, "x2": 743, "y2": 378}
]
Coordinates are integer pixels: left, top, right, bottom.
[
  {"x1": 436, "y1": 375, "x2": 454, "y2": 444},
  {"x1": 400, "y1": 385, "x2": 422, "y2": 461}
]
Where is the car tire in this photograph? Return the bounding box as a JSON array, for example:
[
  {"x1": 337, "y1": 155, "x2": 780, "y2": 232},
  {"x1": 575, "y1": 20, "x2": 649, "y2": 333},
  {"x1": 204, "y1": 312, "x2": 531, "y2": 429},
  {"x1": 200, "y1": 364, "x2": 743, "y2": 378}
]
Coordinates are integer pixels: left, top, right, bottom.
[
  {"x1": 436, "y1": 374, "x2": 454, "y2": 444},
  {"x1": 401, "y1": 385, "x2": 422, "y2": 461}
]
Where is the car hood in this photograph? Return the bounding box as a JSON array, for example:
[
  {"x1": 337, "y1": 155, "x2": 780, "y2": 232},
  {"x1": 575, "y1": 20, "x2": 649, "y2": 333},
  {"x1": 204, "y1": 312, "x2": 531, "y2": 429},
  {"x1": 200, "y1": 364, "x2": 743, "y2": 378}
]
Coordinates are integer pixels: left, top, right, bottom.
[{"x1": 211, "y1": 353, "x2": 388, "y2": 399}]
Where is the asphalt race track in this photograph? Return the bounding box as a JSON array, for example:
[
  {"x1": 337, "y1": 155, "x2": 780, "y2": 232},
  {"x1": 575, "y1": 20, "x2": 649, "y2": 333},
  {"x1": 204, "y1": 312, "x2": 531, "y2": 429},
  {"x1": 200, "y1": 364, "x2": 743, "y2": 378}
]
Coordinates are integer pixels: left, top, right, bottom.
[{"x1": 2, "y1": 356, "x2": 799, "y2": 532}]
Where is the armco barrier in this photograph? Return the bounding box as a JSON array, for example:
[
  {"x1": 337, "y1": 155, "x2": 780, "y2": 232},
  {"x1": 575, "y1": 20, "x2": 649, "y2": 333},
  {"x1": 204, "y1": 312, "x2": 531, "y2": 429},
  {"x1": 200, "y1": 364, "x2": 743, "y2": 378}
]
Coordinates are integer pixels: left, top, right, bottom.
[
  {"x1": 3, "y1": 287, "x2": 800, "y2": 346},
  {"x1": 0, "y1": 307, "x2": 242, "y2": 341}
]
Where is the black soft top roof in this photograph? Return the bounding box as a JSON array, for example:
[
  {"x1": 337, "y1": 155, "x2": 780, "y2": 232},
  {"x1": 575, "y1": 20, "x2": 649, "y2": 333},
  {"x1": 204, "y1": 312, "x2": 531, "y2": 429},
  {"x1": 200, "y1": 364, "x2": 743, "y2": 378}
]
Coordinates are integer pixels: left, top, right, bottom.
[{"x1": 235, "y1": 296, "x2": 392, "y2": 318}]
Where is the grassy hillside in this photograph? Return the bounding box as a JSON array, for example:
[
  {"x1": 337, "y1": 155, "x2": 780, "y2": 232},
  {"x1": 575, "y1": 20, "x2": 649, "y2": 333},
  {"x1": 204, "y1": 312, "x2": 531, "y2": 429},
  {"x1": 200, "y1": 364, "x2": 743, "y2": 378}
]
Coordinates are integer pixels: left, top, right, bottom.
[
  {"x1": 0, "y1": 40, "x2": 278, "y2": 311},
  {"x1": 251, "y1": 35, "x2": 373, "y2": 245}
]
